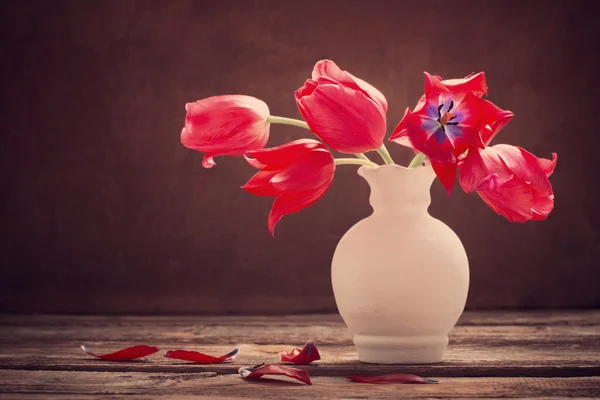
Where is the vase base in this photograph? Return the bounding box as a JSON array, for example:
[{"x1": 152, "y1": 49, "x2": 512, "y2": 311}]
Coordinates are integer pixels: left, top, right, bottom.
[{"x1": 353, "y1": 333, "x2": 448, "y2": 364}]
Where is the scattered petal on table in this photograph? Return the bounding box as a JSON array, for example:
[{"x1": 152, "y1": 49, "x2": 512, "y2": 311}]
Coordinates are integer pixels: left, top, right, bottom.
[
  {"x1": 279, "y1": 340, "x2": 321, "y2": 365},
  {"x1": 164, "y1": 348, "x2": 239, "y2": 363},
  {"x1": 80, "y1": 345, "x2": 159, "y2": 361},
  {"x1": 239, "y1": 363, "x2": 312, "y2": 385},
  {"x1": 347, "y1": 373, "x2": 439, "y2": 384}
]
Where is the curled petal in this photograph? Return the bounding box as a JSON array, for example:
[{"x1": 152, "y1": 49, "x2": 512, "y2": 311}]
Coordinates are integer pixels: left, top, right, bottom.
[
  {"x1": 202, "y1": 154, "x2": 216, "y2": 169},
  {"x1": 440, "y1": 72, "x2": 488, "y2": 97},
  {"x1": 239, "y1": 363, "x2": 312, "y2": 385},
  {"x1": 479, "y1": 99, "x2": 514, "y2": 145},
  {"x1": 424, "y1": 71, "x2": 487, "y2": 98},
  {"x1": 538, "y1": 153, "x2": 558, "y2": 177},
  {"x1": 279, "y1": 341, "x2": 321, "y2": 365},
  {"x1": 312, "y1": 59, "x2": 388, "y2": 111},
  {"x1": 244, "y1": 155, "x2": 265, "y2": 169},
  {"x1": 164, "y1": 348, "x2": 239, "y2": 364},
  {"x1": 424, "y1": 72, "x2": 450, "y2": 95},
  {"x1": 347, "y1": 373, "x2": 438, "y2": 384},
  {"x1": 389, "y1": 107, "x2": 422, "y2": 151},
  {"x1": 80, "y1": 345, "x2": 159, "y2": 361}
]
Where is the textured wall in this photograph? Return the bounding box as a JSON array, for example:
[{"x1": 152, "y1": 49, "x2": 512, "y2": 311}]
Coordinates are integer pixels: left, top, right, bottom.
[{"x1": 1, "y1": 0, "x2": 599, "y2": 314}]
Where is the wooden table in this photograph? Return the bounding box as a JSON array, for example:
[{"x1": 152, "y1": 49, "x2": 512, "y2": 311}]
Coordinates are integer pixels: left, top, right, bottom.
[{"x1": 1, "y1": 311, "x2": 599, "y2": 399}]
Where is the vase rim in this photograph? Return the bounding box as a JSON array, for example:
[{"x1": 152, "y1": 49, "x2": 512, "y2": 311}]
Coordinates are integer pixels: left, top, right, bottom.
[{"x1": 357, "y1": 163, "x2": 435, "y2": 179}]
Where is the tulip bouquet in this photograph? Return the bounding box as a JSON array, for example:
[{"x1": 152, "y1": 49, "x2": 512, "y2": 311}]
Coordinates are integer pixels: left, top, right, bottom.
[{"x1": 181, "y1": 60, "x2": 556, "y2": 235}]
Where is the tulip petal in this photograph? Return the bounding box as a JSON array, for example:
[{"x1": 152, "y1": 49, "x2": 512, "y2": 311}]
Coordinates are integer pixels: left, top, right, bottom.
[
  {"x1": 493, "y1": 145, "x2": 554, "y2": 194},
  {"x1": 441, "y1": 72, "x2": 488, "y2": 97},
  {"x1": 430, "y1": 158, "x2": 458, "y2": 195},
  {"x1": 81, "y1": 345, "x2": 159, "y2": 361},
  {"x1": 538, "y1": 153, "x2": 558, "y2": 177},
  {"x1": 270, "y1": 149, "x2": 335, "y2": 192},
  {"x1": 348, "y1": 373, "x2": 438, "y2": 384},
  {"x1": 244, "y1": 155, "x2": 266, "y2": 169},
  {"x1": 202, "y1": 154, "x2": 216, "y2": 169},
  {"x1": 477, "y1": 177, "x2": 535, "y2": 222},
  {"x1": 424, "y1": 72, "x2": 450, "y2": 95},
  {"x1": 296, "y1": 81, "x2": 386, "y2": 154},
  {"x1": 312, "y1": 59, "x2": 388, "y2": 111},
  {"x1": 389, "y1": 107, "x2": 423, "y2": 151},
  {"x1": 268, "y1": 181, "x2": 332, "y2": 235},
  {"x1": 164, "y1": 348, "x2": 239, "y2": 364},
  {"x1": 242, "y1": 169, "x2": 280, "y2": 197},
  {"x1": 279, "y1": 341, "x2": 321, "y2": 365},
  {"x1": 239, "y1": 363, "x2": 312, "y2": 385},
  {"x1": 459, "y1": 147, "x2": 512, "y2": 193},
  {"x1": 479, "y1": 99, "x2": 514, "y2": 145},
  {"x1": 246, "y1": 139, "x2": 322, "y2": 167}
]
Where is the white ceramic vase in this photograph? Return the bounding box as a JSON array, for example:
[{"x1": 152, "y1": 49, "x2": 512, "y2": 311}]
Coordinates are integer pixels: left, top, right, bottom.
[{"x1": 331, "y1": 164, "x2": 469, "y2": 364}]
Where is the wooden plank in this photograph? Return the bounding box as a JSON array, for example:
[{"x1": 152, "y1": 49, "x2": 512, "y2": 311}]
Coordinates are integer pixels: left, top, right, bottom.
[
  {"x1": 2, "y1": 341, "x2": 600, "y2": 377},
  {"x1": 1, "y1": 370, "x2": 600, "y2": 399},
  {"x1": 2, "y1": 310, "x2": 600, "y2": 327},
  {"x1": 0, "y1": 315, "x2": 599, "y2": 377},
  {"x1": 2, "y1": 314, "x2": 600, "y2": 347}
]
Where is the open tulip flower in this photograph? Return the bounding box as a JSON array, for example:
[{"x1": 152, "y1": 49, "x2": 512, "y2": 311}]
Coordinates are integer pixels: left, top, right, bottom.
[
  {"x1": 242, "y1": 139, "x2": 335, "y2": 235},
  {"x1": 390, "y1": 72, "x2": 514, "y2": 194},
  {"x1": 181, "y1": 59, "x2": 556, "y2": 231}
]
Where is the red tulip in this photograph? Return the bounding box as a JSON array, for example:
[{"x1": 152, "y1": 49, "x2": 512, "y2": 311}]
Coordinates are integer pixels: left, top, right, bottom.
[
  {"x1": 296, "y1": 61, "x2": 387, "y2": 154},
  {"x1": 181, "y1": 95, "x2": 270, "y2": 168},
  {"x1": 242, "y1": 139, "x2": 335, "y2": 235},
  {"x1": 459, "y1": 144, "x2": 557, "y2": 222},
  {"x1": 312, "y1": 59, "x2": 388, "y2": 112},
  {"x1": 390, "y1": 72, "x2": 513, "y2": 194}
]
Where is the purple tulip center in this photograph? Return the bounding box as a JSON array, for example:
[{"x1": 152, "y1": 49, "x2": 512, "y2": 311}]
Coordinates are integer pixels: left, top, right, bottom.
[{"x1": 421, "y1": 97, "x2": 464, "y2": 144}]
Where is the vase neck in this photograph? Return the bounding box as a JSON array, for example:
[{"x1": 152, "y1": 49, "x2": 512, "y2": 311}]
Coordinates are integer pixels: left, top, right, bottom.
[{"x1": 358, "y1": 164, "x2": 436, "y2": 215}]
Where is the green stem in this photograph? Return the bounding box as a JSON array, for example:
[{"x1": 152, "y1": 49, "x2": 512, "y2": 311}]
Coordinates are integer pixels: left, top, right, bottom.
[
  {"x1": 266, "y1": 116, "x2": 310, "y2": 130},
  {"x1": 335, "y1": 158, "x2": 379, "y2": 168},
  {"x1": 355, "y1": 153, "x2": 376, "y2": 163},
  {"x1": 376, "y1": 144, "x2": 395, "y2": 165},
  {"x1": 408, "y1": 152, "x2": 426, "y2": 168}
]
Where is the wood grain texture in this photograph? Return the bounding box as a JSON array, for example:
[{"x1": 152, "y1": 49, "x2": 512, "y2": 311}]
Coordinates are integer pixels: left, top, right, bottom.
[
  {"x1": 1, "y1": 311, "x2": 600, "y2": 398},
  {"x1": 1, "y1": 0, "x2": 599, "y2": 314},
  {"x1": 2, "y1": 372, "x2": 600, "y2": 399}
]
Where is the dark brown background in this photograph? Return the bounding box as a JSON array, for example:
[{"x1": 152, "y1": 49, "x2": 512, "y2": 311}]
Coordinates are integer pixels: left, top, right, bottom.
[{"x1": 1, "y1": 0, "x2": 599, "y2": 314}]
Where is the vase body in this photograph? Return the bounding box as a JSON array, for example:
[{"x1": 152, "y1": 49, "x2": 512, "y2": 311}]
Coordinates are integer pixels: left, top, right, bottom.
[{"x1": 331, "y1": 164, "x2": 469, "y2": 364}]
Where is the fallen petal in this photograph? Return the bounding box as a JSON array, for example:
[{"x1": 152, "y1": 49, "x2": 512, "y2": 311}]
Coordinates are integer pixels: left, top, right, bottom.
[
  {"x1": 279, "y1": 341, "x2": 321, "y2": 365},
  {"x1": 80, "y1": 345, "x2": 159, "y2": 361},
  {"x1": 239, "y1": 363, "x2": 312, "y2": 385},
  {"x1": 347, "y1": 373, "x2": 438, "y2": 384},
  {"x1": 164, "y1": 348, "x2": 239, "y2": 364}
]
